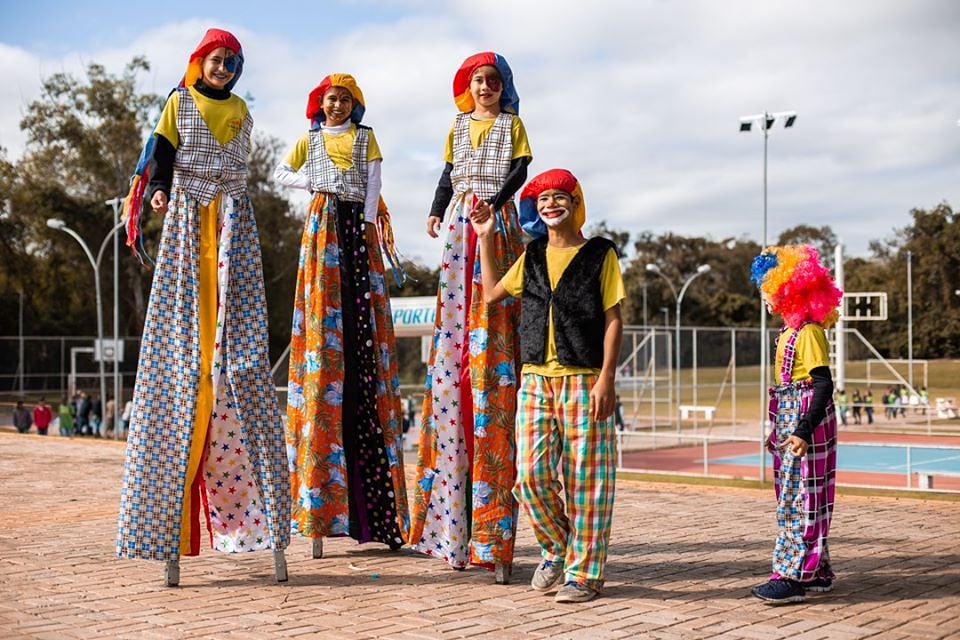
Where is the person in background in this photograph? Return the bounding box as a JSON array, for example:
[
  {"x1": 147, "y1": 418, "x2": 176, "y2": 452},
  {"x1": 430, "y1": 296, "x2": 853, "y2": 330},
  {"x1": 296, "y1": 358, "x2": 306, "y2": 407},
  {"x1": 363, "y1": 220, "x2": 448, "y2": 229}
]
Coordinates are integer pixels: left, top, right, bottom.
[
  {"x1": 57, "y1": 397, "x2": 75, "y2": 437},
  {"x1": 851, "y1": 389, "x2": 862, "y2": 425},
  {"x1": 864, "y1": 389, "x2": 874, "y2": 425},
  {"x1": 32, "y1": 397, "x2": 53, "y2": 436},
  {"x1": 119, "y1": 397, "x2": 133, "y2": 440},
  {"x1": 13, "y1": 400, "x2": 32, "y2": 434}
]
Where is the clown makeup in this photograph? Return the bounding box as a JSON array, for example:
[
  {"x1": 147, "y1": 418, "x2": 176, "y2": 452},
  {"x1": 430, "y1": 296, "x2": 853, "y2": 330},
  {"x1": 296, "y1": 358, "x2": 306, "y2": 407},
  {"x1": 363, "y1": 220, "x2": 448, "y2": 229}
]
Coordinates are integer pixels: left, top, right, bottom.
[
  {"x1": 322, "y1": 86, "x2": 354, "y2": 126},
  {"x1": 470, "y1": 65, "x2": 502, "y2": 114},
  {"x1": 537, "y1": 189, "x2": 573, "y2": 228},
  {"x1": 201, "y1": 47, "x2": 237, "y2": 90}
]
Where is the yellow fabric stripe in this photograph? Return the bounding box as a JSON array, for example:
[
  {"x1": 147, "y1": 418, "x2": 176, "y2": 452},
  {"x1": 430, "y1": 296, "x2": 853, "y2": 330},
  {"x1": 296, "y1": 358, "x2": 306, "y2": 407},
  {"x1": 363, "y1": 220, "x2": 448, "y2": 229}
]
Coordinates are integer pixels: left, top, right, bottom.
[{"x1": 179, "y1": 195, "x2": 221, "y2": 554}]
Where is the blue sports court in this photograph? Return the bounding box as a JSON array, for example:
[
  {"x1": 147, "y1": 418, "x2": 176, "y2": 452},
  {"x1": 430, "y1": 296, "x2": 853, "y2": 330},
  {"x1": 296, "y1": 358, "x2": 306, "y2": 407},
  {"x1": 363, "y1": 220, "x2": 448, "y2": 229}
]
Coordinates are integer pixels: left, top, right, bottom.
[{"x1": 712, "y1": 443, "x2": 960, "y2": 475}]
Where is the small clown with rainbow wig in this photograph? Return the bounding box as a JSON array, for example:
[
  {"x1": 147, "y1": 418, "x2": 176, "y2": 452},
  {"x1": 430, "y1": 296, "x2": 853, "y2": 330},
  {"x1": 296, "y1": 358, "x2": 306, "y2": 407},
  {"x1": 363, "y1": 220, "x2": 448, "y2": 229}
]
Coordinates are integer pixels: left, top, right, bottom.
[
  {"x1": 409, "y1": 52, "x2": 532, "y2": 580},
  {"x1": 117, "y1": 28, "x2": 291, "y2": 585},
  {"x1": 749, "y1": 244, "x2": 842, "y2": 604},
  {"x1": 273, "y1": 74, "x2": 409, "y2": 556}
]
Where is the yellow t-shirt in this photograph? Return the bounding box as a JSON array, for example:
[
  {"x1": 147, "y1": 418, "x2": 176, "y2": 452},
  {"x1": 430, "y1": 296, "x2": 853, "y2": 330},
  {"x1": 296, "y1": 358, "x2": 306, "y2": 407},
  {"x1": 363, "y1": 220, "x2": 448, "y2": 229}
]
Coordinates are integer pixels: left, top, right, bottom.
[
  {"x1": 775, "y1": 323, "x2": 830, "y2": 383},
  {"x1": 501, "y1": 244, "x2": 625, "y2": 377},
  {"x1": 154, "y1": 86, "x2": 248, "y2": 147},
  {"x1": 282, "y1": 126, "x2": 383, "y2": 171},
  {"x1": 442, "y1": 114, "x2": 532, "y2": 163}
]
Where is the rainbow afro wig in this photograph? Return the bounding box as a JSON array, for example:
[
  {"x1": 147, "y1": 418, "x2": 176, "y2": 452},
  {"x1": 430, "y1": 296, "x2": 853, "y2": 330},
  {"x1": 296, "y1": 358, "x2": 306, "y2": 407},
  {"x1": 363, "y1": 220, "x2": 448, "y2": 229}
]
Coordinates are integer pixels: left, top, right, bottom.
[{"x1": 750, "y1": 245, "x2": 842, "y2": 329}]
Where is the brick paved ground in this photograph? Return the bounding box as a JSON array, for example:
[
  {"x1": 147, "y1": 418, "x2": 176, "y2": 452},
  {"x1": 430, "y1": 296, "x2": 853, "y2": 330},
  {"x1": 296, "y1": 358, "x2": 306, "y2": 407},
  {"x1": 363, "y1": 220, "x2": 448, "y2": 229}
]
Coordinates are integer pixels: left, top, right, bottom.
[{"x1": 1, "y1": 433, "x2": 958, "y2": 640}]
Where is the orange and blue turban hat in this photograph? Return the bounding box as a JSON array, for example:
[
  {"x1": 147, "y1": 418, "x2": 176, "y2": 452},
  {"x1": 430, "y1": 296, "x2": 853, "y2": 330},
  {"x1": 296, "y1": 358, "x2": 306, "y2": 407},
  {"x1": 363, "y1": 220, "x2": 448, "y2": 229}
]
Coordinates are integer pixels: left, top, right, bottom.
[
  {"x1": 750, "y1": 245, "x2": 842, "y2": 329},
  {"x1": 453, "y1": 52, "x2": 519, "y2": 114},
  {"x1": 182, "y1": 28, "x2": 244, "y2": 91},
  {"x1": 306, "y1": 74, "x2": 366, "y2": 129},
  {"x1": 518, "y1": 168, "x2": 587, "y2": 239},
  {"x1": 123, "y1": 28, "x2": 244, "y2": 262}
]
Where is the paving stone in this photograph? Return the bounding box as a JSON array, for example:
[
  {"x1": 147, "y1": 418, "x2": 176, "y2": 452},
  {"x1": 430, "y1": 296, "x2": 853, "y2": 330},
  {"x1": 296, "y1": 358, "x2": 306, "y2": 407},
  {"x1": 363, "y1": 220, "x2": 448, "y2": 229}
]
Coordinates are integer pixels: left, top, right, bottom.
[{"x1": 0, "y1": 433, "x2": 958, "y2": 639}]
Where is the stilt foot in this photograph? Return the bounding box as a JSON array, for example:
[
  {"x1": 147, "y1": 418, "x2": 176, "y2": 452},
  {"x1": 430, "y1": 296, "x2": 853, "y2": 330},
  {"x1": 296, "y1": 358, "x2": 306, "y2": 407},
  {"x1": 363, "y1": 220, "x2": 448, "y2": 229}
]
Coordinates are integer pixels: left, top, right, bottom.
[
  {"x1": 274, "y1": 549, "x2": 288, "y2": 583},
  {"x1": 495, "y1": 562, "x2": 512, "y2": 585},
  {"x1": 164, "y1": 560, "x2": 180, "y2": 587},
  {"x1": 312, "y1": 537, "x2": 323, "y2": 559}
]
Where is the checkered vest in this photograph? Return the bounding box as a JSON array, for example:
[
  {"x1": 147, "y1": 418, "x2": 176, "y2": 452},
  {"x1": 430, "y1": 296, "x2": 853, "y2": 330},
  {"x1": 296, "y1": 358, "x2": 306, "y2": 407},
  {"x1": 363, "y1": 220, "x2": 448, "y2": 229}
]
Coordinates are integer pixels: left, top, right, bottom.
[
  {"x1": 450, "y1": 112, "x2": 513, "y2": 201},
  {"x1": 172, "y1": 88, "x2": 251, "y2": 205},
  {"x1": 305, "y1": 125, "x2": 369, "y2": 203}
]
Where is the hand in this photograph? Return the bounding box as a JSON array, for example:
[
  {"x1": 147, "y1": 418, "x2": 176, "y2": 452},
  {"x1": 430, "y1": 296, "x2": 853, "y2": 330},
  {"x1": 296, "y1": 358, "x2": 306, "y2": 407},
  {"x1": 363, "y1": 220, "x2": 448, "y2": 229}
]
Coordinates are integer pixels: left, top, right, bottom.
[
  {"x1": 363, "y1": 221, "x2": 380, "y2": 253},
  {"x1": 469, "y1": 202, "x2": 496, "y2": 238},
  {"x1": 783, "y1": 435, "x2": 809, "y2": 457},
  {"x1": 589, "y1": 374, "x2": 616, "y2": 423},
  {"x1": 426, "y1": 215, "x2": 442, "y2": 238},
  {"x1": 151, "y1": 190, "x2": 168, "y2": 215}
]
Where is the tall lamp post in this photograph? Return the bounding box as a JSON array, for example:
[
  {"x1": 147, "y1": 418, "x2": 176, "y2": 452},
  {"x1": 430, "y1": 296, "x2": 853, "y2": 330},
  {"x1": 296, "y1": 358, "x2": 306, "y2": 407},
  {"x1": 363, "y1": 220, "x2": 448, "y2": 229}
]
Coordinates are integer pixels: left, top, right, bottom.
[
  {"x1": 647, "y1": 263, "x2": 711, "y2": 431},
  {"x1": 47, "y1": 218, "x2": 125, "y2": 433},
  {"x1": 739, "y1": 109, "x2": 797, "y2": 481}
]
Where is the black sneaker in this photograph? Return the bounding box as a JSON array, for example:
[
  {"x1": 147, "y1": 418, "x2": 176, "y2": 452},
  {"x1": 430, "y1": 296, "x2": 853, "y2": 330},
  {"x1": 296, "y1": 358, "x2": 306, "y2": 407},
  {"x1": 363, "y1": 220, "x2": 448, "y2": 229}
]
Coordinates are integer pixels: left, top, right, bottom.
[
  {"x1": 751, "y1": 579, "x2": 806, "y2": 604},
  {"x1": 800, "y1": 577, "x2": 834, "y2": 593}
]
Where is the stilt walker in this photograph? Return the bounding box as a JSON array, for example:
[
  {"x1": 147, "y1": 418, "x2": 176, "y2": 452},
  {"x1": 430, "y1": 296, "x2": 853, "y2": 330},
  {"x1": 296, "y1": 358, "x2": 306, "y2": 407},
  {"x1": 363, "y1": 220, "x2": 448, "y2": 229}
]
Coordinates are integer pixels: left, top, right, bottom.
[
  {"x1": 117, "y1": 28, "x2": 290, "y2": 586},
  {"x1": 274, "y1": 74, "x2": 409, "y2": 559},
  {"x1": 408, "y1": 52, "x2": 532, "y2": 582}
]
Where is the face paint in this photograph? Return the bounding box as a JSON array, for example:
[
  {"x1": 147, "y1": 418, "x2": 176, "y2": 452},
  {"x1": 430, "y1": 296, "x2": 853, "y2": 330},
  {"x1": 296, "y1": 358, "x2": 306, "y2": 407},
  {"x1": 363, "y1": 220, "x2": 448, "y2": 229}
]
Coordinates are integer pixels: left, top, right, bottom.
[
  {"x1": 539, "y1": 207, "x2": 571, "y2": 227},
  {"x1": 223, "y1": 55, "x2": 238, "y2": 73}
]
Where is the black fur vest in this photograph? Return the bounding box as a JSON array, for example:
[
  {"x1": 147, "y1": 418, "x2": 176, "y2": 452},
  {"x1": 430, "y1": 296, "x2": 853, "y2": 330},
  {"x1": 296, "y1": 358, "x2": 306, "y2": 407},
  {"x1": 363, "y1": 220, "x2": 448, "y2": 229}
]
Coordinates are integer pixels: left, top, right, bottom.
[{"x1": 519, "y1": 236, "x2": 614, "y2": 368}]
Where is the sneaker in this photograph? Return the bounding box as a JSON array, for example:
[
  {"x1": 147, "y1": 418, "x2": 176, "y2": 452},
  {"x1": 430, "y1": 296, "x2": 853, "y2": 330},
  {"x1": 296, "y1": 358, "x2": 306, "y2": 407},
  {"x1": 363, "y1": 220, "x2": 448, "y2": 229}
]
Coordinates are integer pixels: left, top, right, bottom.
[
  {"x1": 554, "y1": 581, "x2": 598, "y2": 603},
  {"x1": 800, "y1": 577, "x2": 834, "y2": 593},
  {"x1": 751, "y1": 579, "x2": 806, "y2": 604},
  {"x1": 531, "y1": 560, "x2": 564, "y2": 592}
]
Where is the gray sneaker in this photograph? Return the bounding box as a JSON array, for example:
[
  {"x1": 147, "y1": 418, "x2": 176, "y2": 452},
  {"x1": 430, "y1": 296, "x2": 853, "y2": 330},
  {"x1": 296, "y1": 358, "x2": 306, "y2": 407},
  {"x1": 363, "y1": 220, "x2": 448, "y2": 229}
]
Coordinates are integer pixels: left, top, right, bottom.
[
  {"x1": 554, "y1": 581, "x2": 598, "y2": 603},
  {"x1": 531, "y1": 560, "x2": 563, "y2": 592}
]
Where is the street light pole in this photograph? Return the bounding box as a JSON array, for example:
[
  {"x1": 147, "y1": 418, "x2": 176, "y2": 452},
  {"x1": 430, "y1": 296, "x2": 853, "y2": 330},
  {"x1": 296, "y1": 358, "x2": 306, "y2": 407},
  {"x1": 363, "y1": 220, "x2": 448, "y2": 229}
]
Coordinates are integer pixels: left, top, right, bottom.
[
  {"x1": 739, "y1": 109, "x2": 797, "y2": 482},
  {"x1": 647, "y1": 263, "x2": 711, "y2": 432},
  {"x1": 47, "y1": 218, "x2": 125, "y2": 434},
  {"x1": 106, "y1": 197, "x2": 123, "y2": 437}
]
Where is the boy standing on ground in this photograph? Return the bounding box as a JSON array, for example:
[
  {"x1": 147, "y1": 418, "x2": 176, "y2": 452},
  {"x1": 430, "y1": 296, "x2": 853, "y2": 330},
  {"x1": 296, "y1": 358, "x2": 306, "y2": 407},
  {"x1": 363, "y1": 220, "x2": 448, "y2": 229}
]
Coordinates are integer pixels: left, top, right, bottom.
[
  {"x1": 472, "y1": 168, "x2": 624, "y2": 603},
  {"x1": 749, "y1": 245, "x2": 841, "y2": 604}
]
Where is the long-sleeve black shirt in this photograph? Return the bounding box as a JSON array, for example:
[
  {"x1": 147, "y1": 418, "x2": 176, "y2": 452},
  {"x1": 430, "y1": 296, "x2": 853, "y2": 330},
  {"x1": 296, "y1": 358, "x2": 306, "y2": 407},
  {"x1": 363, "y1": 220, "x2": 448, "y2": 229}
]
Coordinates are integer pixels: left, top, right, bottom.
[
  {"x1": 148, "y1": 82, "x2": 232, "y2": 199},
  {"x1": 428, "y1": 156, "x2": 529, "y2": 220}
]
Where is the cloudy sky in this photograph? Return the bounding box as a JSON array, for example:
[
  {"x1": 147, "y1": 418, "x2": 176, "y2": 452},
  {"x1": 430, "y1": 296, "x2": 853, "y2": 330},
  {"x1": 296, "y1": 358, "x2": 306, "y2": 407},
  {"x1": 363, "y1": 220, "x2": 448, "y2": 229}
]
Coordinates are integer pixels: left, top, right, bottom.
[{"x1": 1, "y1": 0, "x2": 958, "y2": 265}]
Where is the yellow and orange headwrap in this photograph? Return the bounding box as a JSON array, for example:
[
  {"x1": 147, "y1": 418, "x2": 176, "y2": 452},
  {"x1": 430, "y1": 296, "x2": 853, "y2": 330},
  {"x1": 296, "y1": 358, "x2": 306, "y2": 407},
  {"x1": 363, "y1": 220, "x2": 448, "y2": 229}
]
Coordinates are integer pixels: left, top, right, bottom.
[
  {"x1": 306, "y1": 74, "x2": 366, "y2": 127},
  {"x1": 518, "y1": 168, "x2": 586, "y2": 238}
]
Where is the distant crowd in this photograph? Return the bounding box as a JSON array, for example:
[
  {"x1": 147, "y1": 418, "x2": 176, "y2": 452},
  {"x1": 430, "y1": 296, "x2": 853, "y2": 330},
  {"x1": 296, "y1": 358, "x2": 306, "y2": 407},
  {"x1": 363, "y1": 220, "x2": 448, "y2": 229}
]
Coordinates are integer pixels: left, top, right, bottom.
[
  {"x1": 832, "y1": 385, "x2": 930, "y2": 426},
  {"x1": 10, "y1": 392, "x2": 133, "y2": 439}
]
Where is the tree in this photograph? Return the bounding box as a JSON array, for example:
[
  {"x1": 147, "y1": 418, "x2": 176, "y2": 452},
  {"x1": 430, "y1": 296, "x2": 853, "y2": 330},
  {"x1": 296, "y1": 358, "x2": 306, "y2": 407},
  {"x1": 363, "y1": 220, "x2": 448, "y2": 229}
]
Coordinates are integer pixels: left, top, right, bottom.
[
  {"x1": 776, "y1": 224, "x2": 837, "y2": 267},
  {"x1": 7, "y1": 58, "x2": 163, "y2": 339},
  {"x1": 624, "y1": 232, "x2": 761, "y2": 328},
  {"x1": 246, "y1": 133, "x2": 302, "y2": 365}
]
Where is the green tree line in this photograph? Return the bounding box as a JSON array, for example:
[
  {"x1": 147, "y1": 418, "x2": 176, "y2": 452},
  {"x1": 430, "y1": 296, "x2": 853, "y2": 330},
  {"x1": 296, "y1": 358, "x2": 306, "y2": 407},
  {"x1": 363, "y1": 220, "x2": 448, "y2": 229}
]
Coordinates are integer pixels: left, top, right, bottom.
[{"x1": 2, "y1": 59, "x2": 958, "y2": 384}]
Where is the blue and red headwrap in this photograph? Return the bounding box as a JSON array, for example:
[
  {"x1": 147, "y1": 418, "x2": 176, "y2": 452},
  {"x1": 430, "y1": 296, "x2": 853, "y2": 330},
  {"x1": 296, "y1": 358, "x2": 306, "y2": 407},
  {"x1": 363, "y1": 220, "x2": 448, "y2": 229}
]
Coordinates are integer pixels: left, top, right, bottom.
[
  {"x1": 453, "y1": 52, "x2": 519, "y2": 114},
  {"x1": 306, "y1": 73, "x2": 366, "y2": 129},
  {"x1": 518, "y1": 168, "x2": 587, "y2": 239},
  {"x1": 181, "y1": 28, "x2": 244, "y2": 91}
]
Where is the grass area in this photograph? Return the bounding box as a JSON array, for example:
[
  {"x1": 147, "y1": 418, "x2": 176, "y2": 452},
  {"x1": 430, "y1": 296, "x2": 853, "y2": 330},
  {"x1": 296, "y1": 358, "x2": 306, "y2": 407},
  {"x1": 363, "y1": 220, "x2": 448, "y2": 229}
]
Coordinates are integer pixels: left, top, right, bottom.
[{"x1": 618, "y1": 358, "x2": 960, "y2": 427}]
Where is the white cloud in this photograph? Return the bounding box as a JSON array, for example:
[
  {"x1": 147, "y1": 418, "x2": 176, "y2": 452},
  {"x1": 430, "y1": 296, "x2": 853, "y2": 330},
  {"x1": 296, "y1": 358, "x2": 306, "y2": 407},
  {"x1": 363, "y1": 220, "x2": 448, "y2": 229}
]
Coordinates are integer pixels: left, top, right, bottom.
[{"x1": 1, "y1": 0, "x2": 958, "y2": 265}]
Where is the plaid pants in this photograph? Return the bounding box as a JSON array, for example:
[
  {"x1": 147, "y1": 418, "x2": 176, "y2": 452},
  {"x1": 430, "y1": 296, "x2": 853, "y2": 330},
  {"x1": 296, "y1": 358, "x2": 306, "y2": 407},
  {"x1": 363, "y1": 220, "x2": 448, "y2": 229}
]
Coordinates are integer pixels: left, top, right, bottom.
[{"x1": 514, "y1": 372, "x2": 616, "y2": 591}]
